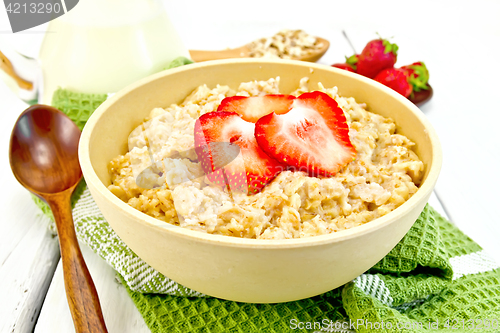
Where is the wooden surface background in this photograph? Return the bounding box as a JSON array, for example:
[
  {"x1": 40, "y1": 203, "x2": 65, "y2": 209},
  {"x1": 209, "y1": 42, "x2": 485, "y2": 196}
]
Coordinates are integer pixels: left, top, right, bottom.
[{"x1": 1, "y1": 0, "x2": 499, "y2": 331}]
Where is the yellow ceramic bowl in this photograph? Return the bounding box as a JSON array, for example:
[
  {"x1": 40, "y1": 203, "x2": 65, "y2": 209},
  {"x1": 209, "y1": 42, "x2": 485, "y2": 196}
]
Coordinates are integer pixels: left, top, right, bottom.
[{"x1": 79, "y1": 59, "x2": 441, "y2": 303}]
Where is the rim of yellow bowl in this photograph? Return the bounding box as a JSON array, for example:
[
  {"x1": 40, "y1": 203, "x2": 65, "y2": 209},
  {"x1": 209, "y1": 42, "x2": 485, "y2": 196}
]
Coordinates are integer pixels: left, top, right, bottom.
[{"x1": 79, "y1": 58, "x2": 442, "y2": 249}]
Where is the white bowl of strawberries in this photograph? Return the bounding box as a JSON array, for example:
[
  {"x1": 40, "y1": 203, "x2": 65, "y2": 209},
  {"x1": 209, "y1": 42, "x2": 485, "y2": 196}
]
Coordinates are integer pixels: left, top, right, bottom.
[{"x1": 79, "y1": 58, "x2": 441, "y2": 303}]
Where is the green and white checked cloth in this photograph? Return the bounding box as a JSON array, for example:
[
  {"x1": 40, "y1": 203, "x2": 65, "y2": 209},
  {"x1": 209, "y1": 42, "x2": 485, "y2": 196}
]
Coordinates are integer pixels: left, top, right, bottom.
[{"x1": 33, "y1": 62, "x2": 500, "y2": 332}]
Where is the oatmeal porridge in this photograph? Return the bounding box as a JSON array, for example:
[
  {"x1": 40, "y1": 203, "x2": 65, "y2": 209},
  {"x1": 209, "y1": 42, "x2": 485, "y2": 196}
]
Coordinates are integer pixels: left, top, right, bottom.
[{"x1": 108, "y1": 77, "x2": 424, "y2": 239}]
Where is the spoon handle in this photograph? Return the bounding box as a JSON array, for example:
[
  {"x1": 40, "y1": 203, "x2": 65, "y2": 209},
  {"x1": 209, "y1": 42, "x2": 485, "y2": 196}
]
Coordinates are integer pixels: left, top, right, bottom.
[{"x1": 47, "y1": 191, "x2": 108, "y2": 333}]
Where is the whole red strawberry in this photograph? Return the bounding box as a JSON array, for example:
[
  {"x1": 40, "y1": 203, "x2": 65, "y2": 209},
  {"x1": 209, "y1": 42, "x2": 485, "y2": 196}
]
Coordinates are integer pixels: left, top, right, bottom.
[
  {"x1": 332, "y1": 54, "x2": 359, "y2": 73},
  {"x1": 331, "y1": 54, "x2": 359, "y2": 73},
  {"x1": 374, "y1": 68, "x2": 413, "y2": 98},
  {"x1": 401, "y1": 62, "x2": 430, "y2": 92},
  {"x1": 356, "y1": 38, "x2": 398, "y2": 79}
]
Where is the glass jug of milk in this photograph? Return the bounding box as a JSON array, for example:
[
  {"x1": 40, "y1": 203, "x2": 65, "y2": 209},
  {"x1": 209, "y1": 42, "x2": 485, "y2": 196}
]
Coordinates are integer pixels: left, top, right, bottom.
[{"x1": 38, "y1": 0, "x2": 189, "y2": 103}]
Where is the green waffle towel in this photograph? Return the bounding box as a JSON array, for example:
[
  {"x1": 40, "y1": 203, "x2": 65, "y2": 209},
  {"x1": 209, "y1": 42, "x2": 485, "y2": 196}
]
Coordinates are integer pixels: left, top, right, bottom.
[{"x1": 34, "y1": 61, "x2": 500, "y2": 332}]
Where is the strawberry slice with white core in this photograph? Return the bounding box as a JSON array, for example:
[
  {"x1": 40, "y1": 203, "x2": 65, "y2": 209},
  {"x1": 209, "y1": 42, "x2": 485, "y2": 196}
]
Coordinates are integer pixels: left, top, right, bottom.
[
  {"x1": 255, "y1": 91, "x2": 356, "y2": 177},
  {"x1": 194, "y1": 111, "x2": 285, "y2": 194},
  {"x1": 217, "y1": 94, "x2": 295, "y2": 123}
]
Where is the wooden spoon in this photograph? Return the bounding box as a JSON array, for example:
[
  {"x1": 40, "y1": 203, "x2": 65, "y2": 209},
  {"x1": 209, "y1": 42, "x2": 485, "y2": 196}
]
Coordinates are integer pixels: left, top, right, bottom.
[
  {"x1": 9, "y1": 105, "x2": 107, "y2": 333},
  {"x1": 189, "y1": 37, "x2": 330, "y2": 63}
]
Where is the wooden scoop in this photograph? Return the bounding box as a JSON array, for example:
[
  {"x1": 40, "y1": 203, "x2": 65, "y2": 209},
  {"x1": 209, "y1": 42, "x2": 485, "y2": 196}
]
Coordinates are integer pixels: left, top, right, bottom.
[
  {"x1": 189, "y1": 37, "x2": 330, "y2": 62},
  {"x1": 9, "y1": 105, "x2": 107, "y2": 333}
]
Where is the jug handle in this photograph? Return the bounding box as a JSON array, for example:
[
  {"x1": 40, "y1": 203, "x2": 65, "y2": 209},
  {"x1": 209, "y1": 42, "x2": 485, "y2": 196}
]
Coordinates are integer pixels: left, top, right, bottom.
[
  {"x1": 0, "y1": 50, "x2": 33, "y2": 91},
  {"x1": 0, "y1": 48, "x2": 40, "y2": 104}
]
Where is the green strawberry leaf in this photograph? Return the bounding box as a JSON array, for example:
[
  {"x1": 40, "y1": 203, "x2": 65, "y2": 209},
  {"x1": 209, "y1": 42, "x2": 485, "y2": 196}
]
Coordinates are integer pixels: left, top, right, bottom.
[
  {"x1": 406, "y1": 62, "x2": 430, "y2": 92},
  {"x1": 345, "y1": 54, "x2": 358, "y2": 70},
  {"x1": 382, "y1": 39, "x2": 399, "y2": 56}
]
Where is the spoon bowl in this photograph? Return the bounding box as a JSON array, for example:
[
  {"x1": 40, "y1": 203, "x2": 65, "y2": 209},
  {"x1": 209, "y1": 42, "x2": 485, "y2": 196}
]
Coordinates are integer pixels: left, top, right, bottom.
[
  {"x1": 189, "y1": 37, "x2": 330, "y2": 63},
  {"x1": 10, "y1": 105, "x2": 81, "y2": 194},
  {"x1": 9, "y1": 105, "x2": 107, "y2": 333}
]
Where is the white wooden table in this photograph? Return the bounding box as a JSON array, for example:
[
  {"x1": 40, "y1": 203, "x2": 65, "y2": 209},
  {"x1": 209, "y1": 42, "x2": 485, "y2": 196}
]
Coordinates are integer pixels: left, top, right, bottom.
[{"x1": 1, "y1": 1, "x2": 499, "y2": 332}]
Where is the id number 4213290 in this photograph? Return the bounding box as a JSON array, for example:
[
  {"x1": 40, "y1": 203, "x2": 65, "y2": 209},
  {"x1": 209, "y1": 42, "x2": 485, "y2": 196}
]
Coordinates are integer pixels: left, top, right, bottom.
[{"x1": 6, "y1": 2, "x2": 62, "y2": 14}]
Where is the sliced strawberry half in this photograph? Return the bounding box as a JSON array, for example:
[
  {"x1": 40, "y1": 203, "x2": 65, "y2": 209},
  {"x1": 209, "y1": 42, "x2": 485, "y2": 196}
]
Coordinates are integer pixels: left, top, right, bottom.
[
  {"x1": 255, "y1": 91, "x2": 356, "y2": 177},
  {"x1": 217, "y1": 94, "x2": 295, "y2": 123},
  {"x1": 194, "y1": 111, "x2": 286, "y2": 194}
]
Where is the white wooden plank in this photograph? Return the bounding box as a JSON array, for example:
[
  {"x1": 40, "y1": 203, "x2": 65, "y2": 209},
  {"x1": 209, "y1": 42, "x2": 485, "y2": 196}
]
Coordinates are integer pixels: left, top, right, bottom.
[
  {"x1": 428, "y1": 191, "x2": 448, "y2": 220},
  {"x1": 35, "y1": 242, "x2": 150, "y2": 333},
  {"x1": 412, "y1": 21, "x2": 500, "y2": 263},
  {"x1": 0, "y1": 187, "x2": 48, "y2": 268},
  {"x1": 0, "y1": 84, "x2": 34, "y2": 268},
  {"x1": 0, "y1": 212, "x2": 59, "y2": 333},
  {"x1": 0, "y1": 80, "x2": 61, "y2": 333}
]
